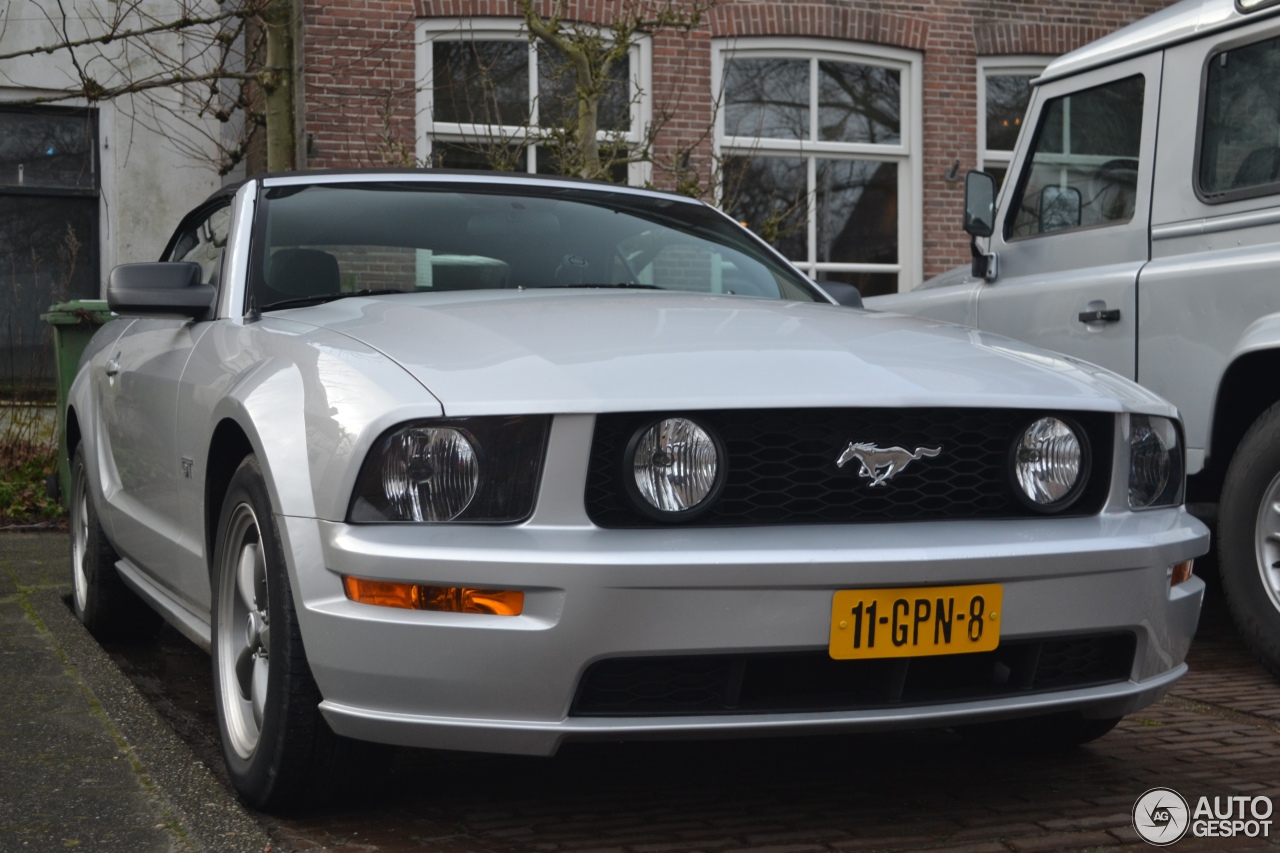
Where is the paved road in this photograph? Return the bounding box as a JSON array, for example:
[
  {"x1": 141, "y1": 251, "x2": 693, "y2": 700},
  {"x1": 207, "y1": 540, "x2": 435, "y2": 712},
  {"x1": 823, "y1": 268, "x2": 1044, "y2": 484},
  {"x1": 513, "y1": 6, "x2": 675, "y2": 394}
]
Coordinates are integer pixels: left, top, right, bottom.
[{"x1": 91, "y1": 537, "x2": 1280, "y2": 853}]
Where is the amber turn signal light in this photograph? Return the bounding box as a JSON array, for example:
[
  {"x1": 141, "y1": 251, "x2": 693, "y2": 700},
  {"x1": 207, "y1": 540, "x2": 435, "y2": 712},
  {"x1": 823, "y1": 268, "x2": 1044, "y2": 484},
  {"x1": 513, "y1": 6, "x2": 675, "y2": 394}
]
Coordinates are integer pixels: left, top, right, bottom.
[
  {"x1": 1170, "y1": 560, "x2": 1194, "y2": 586},
  {"x1": 342, "y1": 577, "x2": 523, "y2": 615}
]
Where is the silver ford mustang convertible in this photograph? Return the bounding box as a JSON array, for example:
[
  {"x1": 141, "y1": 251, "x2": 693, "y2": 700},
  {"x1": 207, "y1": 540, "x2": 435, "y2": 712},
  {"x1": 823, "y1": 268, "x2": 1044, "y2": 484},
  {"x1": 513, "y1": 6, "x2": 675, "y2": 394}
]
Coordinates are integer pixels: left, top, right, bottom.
[{"x1": 67, "y1": 171, "x2": 1208, "y2": 809}]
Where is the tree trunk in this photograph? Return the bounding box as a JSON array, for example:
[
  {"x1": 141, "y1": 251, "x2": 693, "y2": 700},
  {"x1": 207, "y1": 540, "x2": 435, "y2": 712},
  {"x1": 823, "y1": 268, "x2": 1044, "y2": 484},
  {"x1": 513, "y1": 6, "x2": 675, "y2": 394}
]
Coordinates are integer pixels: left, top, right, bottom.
[{"x1": 263, "y1": 0, "x2": 296, "y2": 172}]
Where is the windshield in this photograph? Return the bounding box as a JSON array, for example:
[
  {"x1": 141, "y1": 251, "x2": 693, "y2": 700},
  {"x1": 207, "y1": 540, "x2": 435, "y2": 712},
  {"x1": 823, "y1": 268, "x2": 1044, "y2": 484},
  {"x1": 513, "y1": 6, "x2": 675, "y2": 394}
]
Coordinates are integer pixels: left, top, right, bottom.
[{"x1": 253, "y1": 182, "x2": 820, "y2": 310}]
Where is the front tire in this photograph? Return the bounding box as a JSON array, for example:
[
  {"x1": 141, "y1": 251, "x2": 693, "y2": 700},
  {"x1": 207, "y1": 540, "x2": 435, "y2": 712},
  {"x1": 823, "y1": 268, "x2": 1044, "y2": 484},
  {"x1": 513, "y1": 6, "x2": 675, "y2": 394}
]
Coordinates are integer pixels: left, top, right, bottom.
[
  {"x1": 211, "y1": 455, "x2": 360, "y2": 810},
  {"x1": 1219, "y1": 402, "x2": 1280, "y2": 677},
  {"x1": 69, "y1": 443, "x2": 161, "y2": 640}
]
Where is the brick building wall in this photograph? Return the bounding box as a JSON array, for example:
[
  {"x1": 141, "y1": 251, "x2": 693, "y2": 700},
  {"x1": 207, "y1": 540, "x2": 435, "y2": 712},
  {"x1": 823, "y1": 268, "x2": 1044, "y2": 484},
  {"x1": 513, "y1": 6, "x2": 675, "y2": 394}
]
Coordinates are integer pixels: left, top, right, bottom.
[{"x1": 299, "y1": 0, "x2": 1176, "y2": 286}]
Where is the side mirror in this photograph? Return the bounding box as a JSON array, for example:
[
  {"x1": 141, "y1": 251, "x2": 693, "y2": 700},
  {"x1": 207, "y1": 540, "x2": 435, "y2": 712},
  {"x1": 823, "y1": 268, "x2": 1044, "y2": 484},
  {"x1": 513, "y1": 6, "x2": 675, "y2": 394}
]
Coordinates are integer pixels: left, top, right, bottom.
[
  {"x1": 813, "y1": 280, "x2": 863, "y2": 308},
  {"x1": 963, "y1": 171, "x2": 997, "y2": 238},
  {"x1": 107, "y1": 262, "x2": 216, "y2": 319}
]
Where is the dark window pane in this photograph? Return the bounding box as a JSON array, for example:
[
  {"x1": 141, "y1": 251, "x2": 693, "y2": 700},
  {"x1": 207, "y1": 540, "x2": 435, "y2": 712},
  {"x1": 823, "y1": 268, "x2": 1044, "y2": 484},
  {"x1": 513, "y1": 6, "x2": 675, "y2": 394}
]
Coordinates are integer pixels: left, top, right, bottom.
[
  {"x1": 724, "y1": 59, "x2": 808, "y2": 140},
  {"x1": 0, "y1": 196, "x2": 97, "y2": 393},
  {"x1": 1200, "y1": 35, "x2": 1280, "y2": 195},
  {"x1": 722, "y1": 156, "x2": 808, "y2": 261},
  {"x1": 816, "y1": 159, "x2": 897, "y2": 265},
  {"x1": 538, "y1": 43, "x2": 630, "y2": 131},
  {"x1": 433, "y1": 41, "x2": 529, "y2": 126},
  {"x1": 987, "y1": 164, "x2": 1009, "y2": 191},
  {"x1": 818, "y1": 61, "x2": 900, "y2": 144},
  {"x1": 0, "y1": 110, "x2": 95, "y2": 190},
  {"x1": 430, "y1": 140, "x2": 528, "y2": 172},
  {"x1": 818, "y1": 269, "x2": 897, "y2": 299},
  {"x1": 985, "y1": 75, "x2": 1034, "y2": 151},
  {"x1": 1010, "y1": 75, "x2": 1144, "y2": 237}
]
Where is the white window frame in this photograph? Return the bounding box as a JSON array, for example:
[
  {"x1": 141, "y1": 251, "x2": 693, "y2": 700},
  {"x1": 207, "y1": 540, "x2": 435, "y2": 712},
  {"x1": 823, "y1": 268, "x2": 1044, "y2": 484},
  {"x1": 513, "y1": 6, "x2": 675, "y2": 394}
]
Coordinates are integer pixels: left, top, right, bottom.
[
  {"x1": 977, "y1": 56, "x2": 1049, "y2": 178},
  {"x1": 415, "y1": 18, "x2": 652, "y2": 185},
  {"x1": 712, "y1": 37, "x2": 923, "y2": 292}
]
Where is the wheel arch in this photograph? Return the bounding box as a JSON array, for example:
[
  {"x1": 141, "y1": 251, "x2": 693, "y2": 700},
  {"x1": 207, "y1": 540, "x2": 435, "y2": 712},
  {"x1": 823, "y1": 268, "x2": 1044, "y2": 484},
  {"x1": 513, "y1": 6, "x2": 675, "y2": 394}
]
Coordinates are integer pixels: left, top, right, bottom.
[
  {"x1": 205, "y1": 417, "x2": 255, "y2": 581},
  {"x1": 1204, "y1": 347, "x2": 1280, "y2": 501},
  {"x1": 65, "y1": 404, "x2": 81, "y2": 460}
]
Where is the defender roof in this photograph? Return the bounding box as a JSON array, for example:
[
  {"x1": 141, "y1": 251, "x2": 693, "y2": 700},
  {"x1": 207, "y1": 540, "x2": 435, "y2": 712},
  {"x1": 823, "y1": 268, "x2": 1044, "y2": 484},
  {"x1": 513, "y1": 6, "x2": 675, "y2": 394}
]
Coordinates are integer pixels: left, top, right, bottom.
[{"x1": 1040, "y1": 0, "x2": 1280, "y2": 83}]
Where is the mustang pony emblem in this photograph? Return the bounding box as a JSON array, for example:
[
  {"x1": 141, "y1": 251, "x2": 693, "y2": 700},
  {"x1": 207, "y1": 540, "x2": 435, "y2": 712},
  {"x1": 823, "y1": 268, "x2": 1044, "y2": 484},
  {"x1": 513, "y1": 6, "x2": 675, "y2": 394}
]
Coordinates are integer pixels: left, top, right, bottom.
[{"x1": 836, "y1": 442, "x2": 942, "y2": 487}]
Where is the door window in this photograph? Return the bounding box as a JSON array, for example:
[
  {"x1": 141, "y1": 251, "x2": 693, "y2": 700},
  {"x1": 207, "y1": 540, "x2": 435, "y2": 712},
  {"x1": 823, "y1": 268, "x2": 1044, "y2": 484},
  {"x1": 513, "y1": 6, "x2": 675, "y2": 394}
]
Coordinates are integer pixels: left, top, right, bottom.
[
  {"x1": 1008, "y1": 75, "x2": 1145, "y2": 238},
  {"x1": 165, "y1": 204, "x2": 231, "y2": 286},
  {"x1": 1199, "y1": 33, "x2": 1280, "y2": 199}
]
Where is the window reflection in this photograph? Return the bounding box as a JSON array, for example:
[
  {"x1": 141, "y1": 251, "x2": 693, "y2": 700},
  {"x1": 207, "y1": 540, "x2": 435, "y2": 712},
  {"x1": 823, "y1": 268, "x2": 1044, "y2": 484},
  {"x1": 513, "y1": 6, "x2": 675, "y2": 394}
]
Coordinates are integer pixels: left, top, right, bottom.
[
  {"x1": 816, "y1": 159, "x2": 897, "y2": 265},
  {"x1": 538, "y1": 43, "x2": 630, "y2": 131},
  {"x1": 0, "y1": 110, "x2": 95, "y2": 190},
  {"x1": 819, "y1": 61, "x2": 900, "y2": 144},
  {"x1": 985, "y1": 75, "x2": 1033, "y2": 151},
  {"x1": 722, "y1": 156, "x2": 808, "y2": 261},
  {"x1": 433, "y1": 41, "x2": 529, "y2": 127},
  {"x1": 724, "y1": 58, "x2": 808, "y2": 139}
]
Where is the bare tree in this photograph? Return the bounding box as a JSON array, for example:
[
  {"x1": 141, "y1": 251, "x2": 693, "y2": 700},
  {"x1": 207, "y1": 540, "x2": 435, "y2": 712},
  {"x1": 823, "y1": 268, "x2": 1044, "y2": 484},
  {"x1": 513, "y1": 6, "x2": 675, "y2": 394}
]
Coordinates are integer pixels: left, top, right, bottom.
[{"x1": 0, "y1": 0, "x2": 299, "y2": 174}]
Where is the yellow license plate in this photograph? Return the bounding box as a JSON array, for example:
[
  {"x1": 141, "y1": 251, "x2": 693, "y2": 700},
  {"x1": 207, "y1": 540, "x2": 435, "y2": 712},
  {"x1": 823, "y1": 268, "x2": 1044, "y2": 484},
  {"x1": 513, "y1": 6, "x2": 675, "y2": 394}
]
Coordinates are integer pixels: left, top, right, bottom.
[{"x1": 829, "y1": 584, "x2": 1002, "y2": 660}]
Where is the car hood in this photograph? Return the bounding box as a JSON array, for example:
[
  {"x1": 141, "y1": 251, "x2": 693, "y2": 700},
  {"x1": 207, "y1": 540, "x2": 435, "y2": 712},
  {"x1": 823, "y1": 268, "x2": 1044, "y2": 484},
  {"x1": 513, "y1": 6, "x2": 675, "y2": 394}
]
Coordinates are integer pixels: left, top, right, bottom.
[{"x1": 278, "y1": 290, "x2": 1173, "y2": 416}]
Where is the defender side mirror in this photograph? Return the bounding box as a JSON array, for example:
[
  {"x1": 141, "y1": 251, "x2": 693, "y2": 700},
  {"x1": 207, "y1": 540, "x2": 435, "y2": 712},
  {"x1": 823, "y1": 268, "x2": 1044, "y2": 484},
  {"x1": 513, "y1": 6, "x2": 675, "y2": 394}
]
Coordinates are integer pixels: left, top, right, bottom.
[
  {"x1": 963, "y1": 171, "x2": 998, "y2": 281},
  {"x1": 963, "y1": 171, "x2": 996, "y2": 238}
]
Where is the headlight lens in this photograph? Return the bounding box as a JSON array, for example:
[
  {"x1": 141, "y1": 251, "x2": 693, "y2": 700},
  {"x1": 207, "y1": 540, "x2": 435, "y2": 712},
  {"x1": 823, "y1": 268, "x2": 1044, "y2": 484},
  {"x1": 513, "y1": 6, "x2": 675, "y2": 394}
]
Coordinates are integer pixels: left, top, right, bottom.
[
  {"x1": 1012, "y1": 417, "x2": 1086, "y2": 509},
  {"x1": 629, "y1": 417, "x2": 723, "y2": 516},
  {"x1": 382, "y1": 427, "x2": 479, "y2": 522},
  {"x1": 348, "y1": 416, "x2": 549, "y2": 523},
  {"x1": 1129, "y1": 415, "x2": 1184, "y2": 509}
]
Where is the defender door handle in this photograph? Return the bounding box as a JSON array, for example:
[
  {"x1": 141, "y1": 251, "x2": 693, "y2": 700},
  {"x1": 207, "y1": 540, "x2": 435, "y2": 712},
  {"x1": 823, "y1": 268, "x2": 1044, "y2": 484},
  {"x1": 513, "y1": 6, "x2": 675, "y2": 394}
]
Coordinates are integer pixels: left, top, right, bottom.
[
  {"x1": 1078, "y1": 309, "x2": 1120, "y2": 324},
  {"x1": 105, "y1": 357, "x2": 119, "y2": 376}
]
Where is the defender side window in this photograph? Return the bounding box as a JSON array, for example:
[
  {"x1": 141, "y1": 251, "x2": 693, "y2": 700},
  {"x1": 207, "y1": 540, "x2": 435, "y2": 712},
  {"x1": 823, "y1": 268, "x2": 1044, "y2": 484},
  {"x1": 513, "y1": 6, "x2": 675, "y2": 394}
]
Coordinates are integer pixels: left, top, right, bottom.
[
  {"x1": 164, "y1": 204, "x2": 231, "y2": 286},
  {"x1": 1008, "y1": 75, "x2": 1145, "y2": 238},
  {"x1": 1200, "y1": 34, "x2": 1280, "y2": 199}
]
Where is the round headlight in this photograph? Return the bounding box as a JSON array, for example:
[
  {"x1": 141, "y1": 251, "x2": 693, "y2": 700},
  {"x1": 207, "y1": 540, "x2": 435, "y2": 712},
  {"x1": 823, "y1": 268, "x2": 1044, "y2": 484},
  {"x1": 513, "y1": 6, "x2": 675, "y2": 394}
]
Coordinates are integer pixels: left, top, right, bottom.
[
  {"x1": 1129, "y1": 416, "x2": 1179, "y2": 508},
  {"x1": 382, "y1": 427, "x2": 479, "y2": 521},
  {"x1": 629, "y1": 418, "x2": 722, "y2": 517},
  {"x1": 1012, "y1": 417, "x2": 1085, "y2": 509}
]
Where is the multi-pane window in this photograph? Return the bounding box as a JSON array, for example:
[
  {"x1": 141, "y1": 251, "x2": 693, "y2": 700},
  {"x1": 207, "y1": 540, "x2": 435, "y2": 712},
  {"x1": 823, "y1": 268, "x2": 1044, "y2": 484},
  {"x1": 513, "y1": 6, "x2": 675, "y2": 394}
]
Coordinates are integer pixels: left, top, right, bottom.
[
  {"x1": 715, "y1": 42, "x2": 918, "y2": 297},
  {"x1": 416, "y1": 21, "x2": 646, "y2": 183},
  {"x1": 1200, "y1": 34, "x2": 1280, "y2": 198},
  {"x1": 978, "y1": 59, "x2": 1047, "y2": 190},
  {"x1": 0, "y1": 108, "x2": 98, "y2": 395}
]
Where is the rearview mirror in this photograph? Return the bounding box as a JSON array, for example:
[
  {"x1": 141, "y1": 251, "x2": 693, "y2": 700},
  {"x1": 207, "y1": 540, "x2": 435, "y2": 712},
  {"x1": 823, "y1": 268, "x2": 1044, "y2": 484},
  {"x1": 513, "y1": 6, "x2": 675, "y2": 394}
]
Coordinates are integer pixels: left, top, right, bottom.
[
  {"x1": 107, "y1": 262, "x2": 216, "y2": 319},
  {"x1": 963, "y1": 171, "x2": 997, "y2": 238},
  {"x1": 1039, "y1": 185, "x2": 1082, "y2": 233}
]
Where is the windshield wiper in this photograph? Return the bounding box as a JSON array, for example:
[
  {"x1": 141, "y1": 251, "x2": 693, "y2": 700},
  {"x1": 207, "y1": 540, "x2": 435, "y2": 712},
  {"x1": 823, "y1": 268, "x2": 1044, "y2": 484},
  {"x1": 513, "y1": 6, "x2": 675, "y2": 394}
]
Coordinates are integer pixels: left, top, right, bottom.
[{"x1": 260, "y1": 288, "x2": 408, "y2": 312}]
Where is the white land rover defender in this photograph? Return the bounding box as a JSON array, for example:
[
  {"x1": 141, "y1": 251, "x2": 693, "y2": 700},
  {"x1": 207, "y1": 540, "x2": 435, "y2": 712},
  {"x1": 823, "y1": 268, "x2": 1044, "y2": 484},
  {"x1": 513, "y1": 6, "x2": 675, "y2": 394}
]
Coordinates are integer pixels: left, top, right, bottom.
[{"x1": 868, "y1": 0, "x2": 1280, "y2": 675}]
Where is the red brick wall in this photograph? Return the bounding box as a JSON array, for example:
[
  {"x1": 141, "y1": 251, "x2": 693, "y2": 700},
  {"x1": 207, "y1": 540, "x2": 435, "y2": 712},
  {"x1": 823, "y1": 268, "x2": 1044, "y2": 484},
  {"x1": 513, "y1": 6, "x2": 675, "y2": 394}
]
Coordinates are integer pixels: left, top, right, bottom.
[{"x1": 300, "y1": 0, "x2": 1177, "y2": 284}]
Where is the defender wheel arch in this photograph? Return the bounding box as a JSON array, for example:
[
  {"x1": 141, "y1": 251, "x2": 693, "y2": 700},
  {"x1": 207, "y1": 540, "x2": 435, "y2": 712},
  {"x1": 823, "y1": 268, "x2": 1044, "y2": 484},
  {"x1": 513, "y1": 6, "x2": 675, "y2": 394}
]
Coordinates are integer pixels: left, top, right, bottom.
[{"x1": 1204, "y1": 349, "x2": 1280, "y2": 501}]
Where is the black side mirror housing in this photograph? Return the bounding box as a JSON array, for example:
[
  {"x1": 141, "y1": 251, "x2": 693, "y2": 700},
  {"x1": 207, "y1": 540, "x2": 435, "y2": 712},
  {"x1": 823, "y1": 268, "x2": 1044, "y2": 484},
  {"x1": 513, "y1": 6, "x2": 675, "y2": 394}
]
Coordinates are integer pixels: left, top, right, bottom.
[
  {"x1": 813, "y1": 280, "x2": 863, "y2": 308},
  {"x1": 107, "y1": 262, "x2": 216, "y2": 319}
]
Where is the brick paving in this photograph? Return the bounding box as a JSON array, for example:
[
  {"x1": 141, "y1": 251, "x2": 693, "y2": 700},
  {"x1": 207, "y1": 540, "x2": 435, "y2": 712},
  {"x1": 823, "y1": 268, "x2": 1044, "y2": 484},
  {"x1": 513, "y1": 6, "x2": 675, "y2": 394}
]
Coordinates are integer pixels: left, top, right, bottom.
[{"x1": 101, "y1": 569, "x2": 1280, "y2": 853}]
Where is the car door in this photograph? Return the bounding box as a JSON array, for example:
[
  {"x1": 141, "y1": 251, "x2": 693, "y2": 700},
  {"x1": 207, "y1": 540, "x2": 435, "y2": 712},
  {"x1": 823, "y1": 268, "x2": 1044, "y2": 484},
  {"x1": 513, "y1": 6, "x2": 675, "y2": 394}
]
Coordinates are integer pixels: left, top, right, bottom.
[
  {"x1": 100, "y1": 203, "x2": 229, "y2": 600},
  {"x1": 972, "y1": 53, "x2": 1162, "y2": 380}
]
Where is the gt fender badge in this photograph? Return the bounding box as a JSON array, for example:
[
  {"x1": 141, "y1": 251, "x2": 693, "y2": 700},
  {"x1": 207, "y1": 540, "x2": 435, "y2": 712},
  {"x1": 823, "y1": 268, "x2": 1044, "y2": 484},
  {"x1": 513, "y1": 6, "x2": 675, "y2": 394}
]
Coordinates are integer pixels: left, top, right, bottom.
[{"x1": 836, "y1": 442, "x2": 942, "y2": 487}]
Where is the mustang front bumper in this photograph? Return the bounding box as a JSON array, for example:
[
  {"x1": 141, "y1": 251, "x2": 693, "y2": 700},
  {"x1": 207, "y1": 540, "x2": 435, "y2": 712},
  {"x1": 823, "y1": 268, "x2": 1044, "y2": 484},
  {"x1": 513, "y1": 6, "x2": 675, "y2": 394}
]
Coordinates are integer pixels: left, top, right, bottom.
[{"x1": 277, "y1": 505, "x2": 1208, "y2": 756}]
